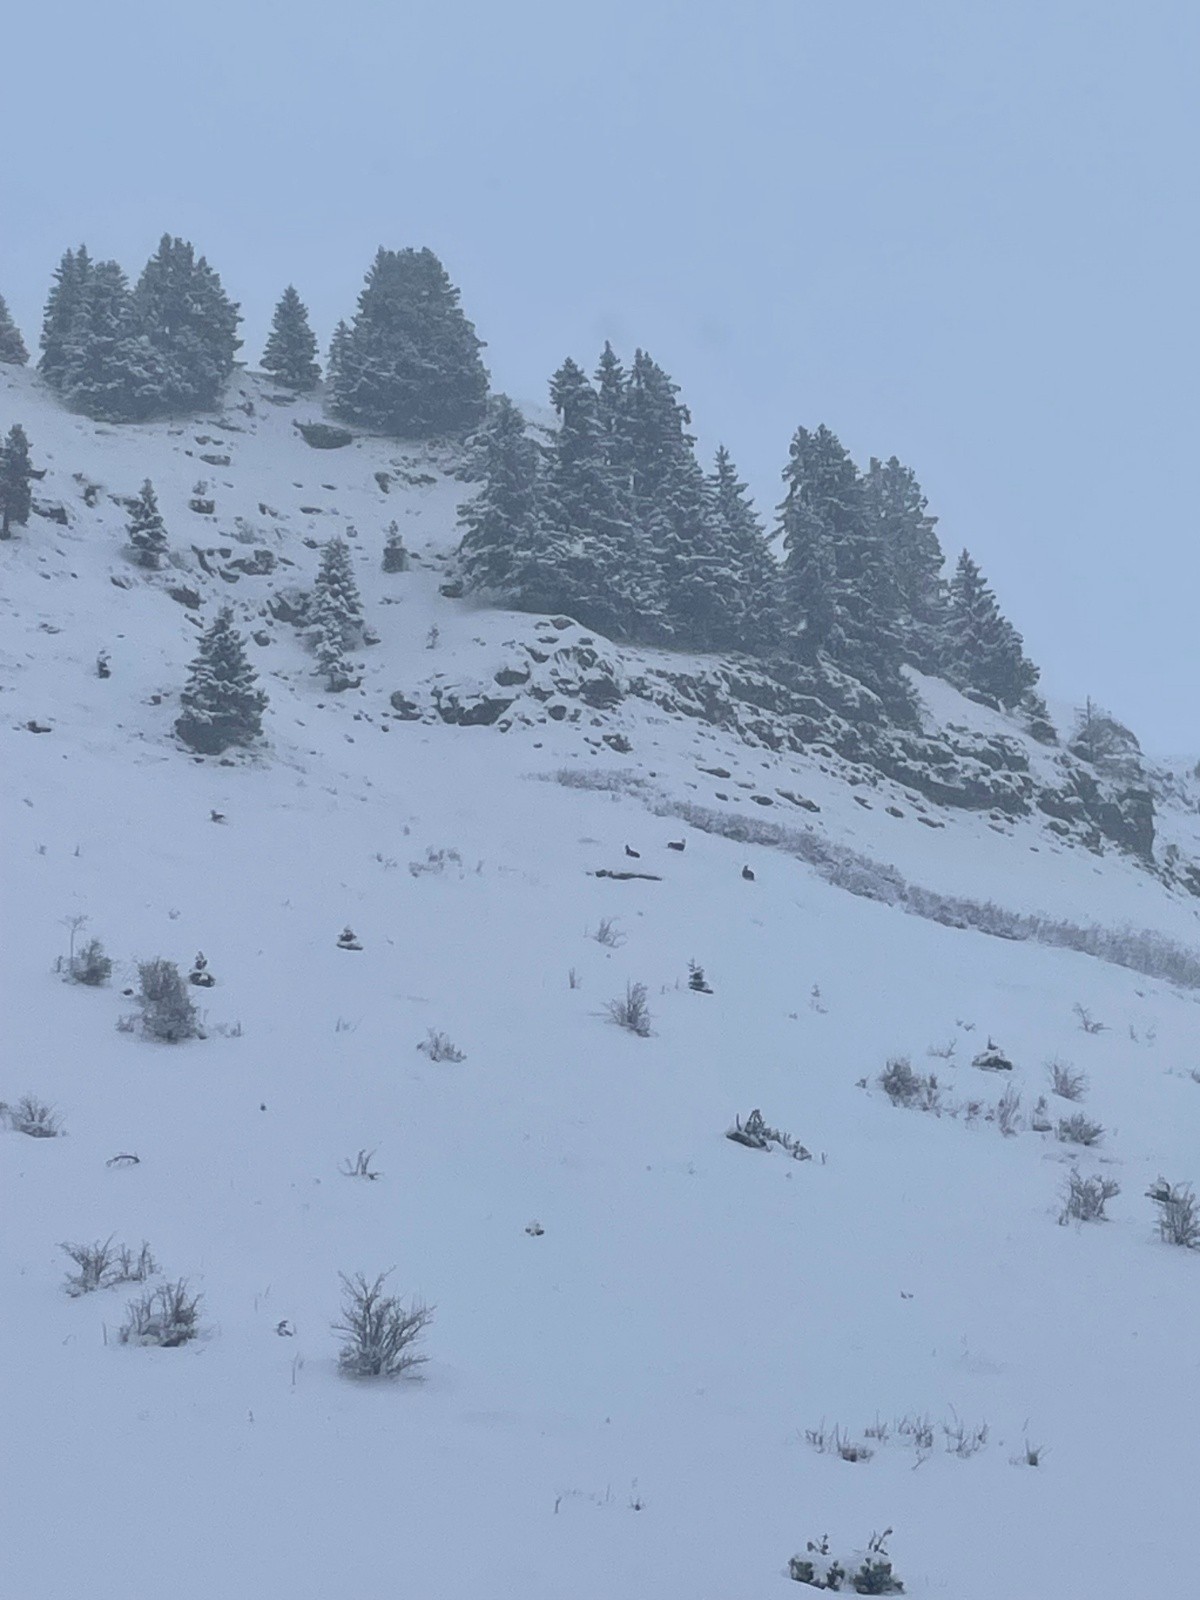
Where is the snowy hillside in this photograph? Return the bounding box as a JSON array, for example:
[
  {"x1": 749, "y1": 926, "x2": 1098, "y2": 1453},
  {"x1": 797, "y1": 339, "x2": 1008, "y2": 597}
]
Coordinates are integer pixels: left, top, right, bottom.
[{"x1": 4, "y1": 364, "x2": 1200, "y2": 1599}]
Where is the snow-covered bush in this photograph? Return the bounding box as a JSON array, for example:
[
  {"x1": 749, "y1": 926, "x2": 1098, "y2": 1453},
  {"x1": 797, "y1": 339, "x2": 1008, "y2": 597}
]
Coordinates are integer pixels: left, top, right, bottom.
[
  {"x1": 334, "y1": 1271, "x2": 432, "y2": 1378},
  {"x1": 68, "y1": 937, "x2": 113, "y2": 987},
  {"x1": 1048, "y1": 1059, "x2": 1087, "y2": 1100},
  {"x1": 606, "y1": 981, "x2": 651, "y2": 1037},
  {"x1": 417, "y1": 1029, "x2": 465, "y2": 1063},
  {"x1": 789, "y1": 1529, "x2": 906, "y2": 1592},
  {"x1": 727, "y1": 1109, "x2": 811, "y2": 1160},
  {"x1": 1057, "y1": 1113, "x2": 1103, "y2": 1147},
  {"x1": 3, "y1": 1095, "x2": 63, "y2": 1137},
  {"x1": 1147, "y1": 1179, "x2": 1200, "y2": 1248},
  {"x1": 135, "y1": 959, "x2": 199, "y2": 1042},
  {"x1": 119, "y1": 1280, "x2": 202, "y2": 1346},
  {"x1": 994, "y1": 1084, "x2": 1022, "y2": 1136},
  {"x1": 1059, "y1": 1170, "x2": 1119, "y2": 1223},
  {"x1": 878, "y1": 1057, "x2": 940, "y2": 1111},
  {"x1": 61, "y1": 1238, "x2": 155, "y2": 1296}
]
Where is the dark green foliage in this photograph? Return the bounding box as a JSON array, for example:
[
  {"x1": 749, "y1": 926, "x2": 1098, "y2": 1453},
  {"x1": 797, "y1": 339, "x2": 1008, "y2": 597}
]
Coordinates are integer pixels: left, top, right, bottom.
[
  {"x1": 59, "y1": 260, "x2": 163, "y2": 422},
  {"x1": 0, "y1": 423, "x2": 34, "y2": 538},
  {"x1": 261, "y1": 285, "x2": 320, "y2": 390},
  {"x1": 707, "y1": 445, "x2": 784, "y2": 653},
  {"x1": 326, "y1": 319, "x2": 350, "y2": 389},
  {"x1": 40, "y1": 245, "x2": 92, "y2": 387},
  {"x1": 126, "y1": 480, "x2": 168, "y2": 568},
  {"x1": 0, "y1": 293, "x2": 28, "y2": 365},
  {"x1": 943, "y1": 549, "x2": 1039, "y2": 708},
  {"x1": 132, "y1": 235, "x2": 241, "y2": 413},
  {"x1": 69, "y1": 938, "x2": 113, "y2": 987},
  {"x1": 175, "y1": 606, "x2": 268, "y2": 753},
  {"x1": 330, "y1": 247, "x2": 488, "y2": 437},
  {"x1": 309, "y1": 537, "x2": 363, "y2": 691},
  {"x1": 457, "y1": 395, "x2": 542, "y2": 595}
]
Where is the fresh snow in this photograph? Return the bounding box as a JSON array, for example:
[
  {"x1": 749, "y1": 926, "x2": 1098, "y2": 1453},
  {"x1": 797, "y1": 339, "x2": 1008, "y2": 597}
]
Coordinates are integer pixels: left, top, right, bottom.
[{"x1": 3, "y1": 364, "x2": 1199, "y2": 1598}]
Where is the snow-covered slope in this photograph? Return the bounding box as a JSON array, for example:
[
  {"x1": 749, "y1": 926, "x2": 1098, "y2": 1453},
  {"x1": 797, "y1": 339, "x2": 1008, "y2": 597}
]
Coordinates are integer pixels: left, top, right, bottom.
[{"x1": 3, "y1": 366, "x2": 1200, "y2": 1599}]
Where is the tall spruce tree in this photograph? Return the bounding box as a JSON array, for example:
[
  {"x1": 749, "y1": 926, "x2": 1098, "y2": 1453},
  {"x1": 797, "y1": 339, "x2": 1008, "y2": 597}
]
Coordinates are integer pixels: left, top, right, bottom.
[
  {"x1": 311, "y1": 536, "x2": 363, "y2": 645},
  {"x1": 132, "y1": 235, "x2": 241, "y2": 413},
  {"x1": 261, "y1": 286, "x2": 320, "y2": 390},
  {"x1": 864, "y1": 455, "x2": 945, "y2": 669},
  {"x1": 327, "y1": 319, "x2": 350, "y2": 390},
  {"x1": 0, "y1": 294, "x2": 28, "y2": 365},
  {"x1": 0, "y1": 423, "x2": 34, "y2": 538},
  {"x1": 40, "y1": 246, "x2": 93, "y2": 389},
  {"x1": 59, "y1": 260, "x2": 151, "y2": 421},
  {"x1": 707, "y1": 445, "x2": 783, "y2": 654},
  {"x1": 175, "y1": 607, "x2": 267, "y2": 753},
  {"x1": 943, "y1": 549, "x2": 1039, "y2": 708},
  {"x1": 330, "y1": 247, "x2": 488, "y2": 437},
  {"x1": 457, "y1": 396, "x2": 543, "y2": 597},
  {"x1": 778, "y1": 424, "x2": 910, "y2": 714},
  {"x1": 127, "y1": 480, "x2": 169, "y2": 568}
]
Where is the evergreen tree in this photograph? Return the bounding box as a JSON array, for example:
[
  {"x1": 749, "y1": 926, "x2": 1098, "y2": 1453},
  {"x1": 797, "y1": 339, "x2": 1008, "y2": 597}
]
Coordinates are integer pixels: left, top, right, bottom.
[
  {"x1": 382, "y1": 520, "x2": 409, "y2": 573},
  {"x1": 706, "y1": 445, "x2": 783, "y2": 654},
  {"x1": 175, "y1": 606, "x2": 267, "y2": 753},
  {"x1": 0, "y1": 294, "x2": 28, "y2": 365},
  {"x1": 327, "y1": 319, "x2": 350, "y2": 390},
  {"x1": 457, "y1": 395, "x2": 543, "y2": 596},
  {"x1": 132, "y1": 235, "x2": 241, "y2": 413},
  {"x1": 864, "y1": 455, "x2": 945, "y2": 668},
  {"x1": 778, "y1": 424, "x2": 910, "y2": 713},
  {"x1": 943, "y1": 549, "x2": 1039, "y2": 708},
  {"x1": 330, "y1": 247, "x2": 488, "y2": 437},
  {"x1": 39, "y1": 245, "x2": 92, "y2": 388},
  {"x1": 310, "y1": 588, "x2": 359, "y2": 692},
  {"x1": 127, "y1": 480, "x2": 169, "y2": 568},
  {"x1": 59, "y1": 260, "x2": 155, "y2": 421},
  {"x1": 594, "y1": 341, "x2": 634, "y2": 487},
  {"x1": 261, "y1": 285, "x2": 320, "y2": 390},
  {"x1": 311, "y1": 536, "x2": 363, "y2": 646},
  {"x1": 0, "y1": 423, "x2": 34, "y2": 538}
]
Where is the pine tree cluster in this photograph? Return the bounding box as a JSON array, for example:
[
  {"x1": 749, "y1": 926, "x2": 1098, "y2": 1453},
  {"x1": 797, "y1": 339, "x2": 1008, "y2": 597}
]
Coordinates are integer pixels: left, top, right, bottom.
[
  {"x1": 39, "y1": 238, "x2": 241, "y2": 421},
  {"x1": 457, "y1": 348, "x2": 1040, "y2": 714}
]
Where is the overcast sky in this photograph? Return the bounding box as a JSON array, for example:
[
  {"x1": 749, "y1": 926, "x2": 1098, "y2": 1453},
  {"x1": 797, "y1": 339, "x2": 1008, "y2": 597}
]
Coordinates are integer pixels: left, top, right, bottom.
[{"x1": 4, "y1": 0, "x2": 1197, "y2": 748}]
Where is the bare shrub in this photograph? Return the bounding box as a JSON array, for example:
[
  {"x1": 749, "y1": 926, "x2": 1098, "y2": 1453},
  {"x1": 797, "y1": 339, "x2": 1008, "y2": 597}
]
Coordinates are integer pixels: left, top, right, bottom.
[
  {"x1": 994, "y1": 1085, "x2": 1022, "y2": 1136},
  {"x1": 1147, "y1": 1179, "x2": 1200, "y2": 1248},
  {"x1": 339, "y1": 1149, "x2": 380, "y2": 1180},
  {"x1": 606, "y1": 981, "x2": 651, "y2": 1037},
  {"x1": 942, "y1": 1412, "x2": 989, "y2": 1458},
  {"x1": 895, "y1": 1413, "x2": 935, "y2": 1452},
  {"x1": 1056, "y1": 1112, "x2": 1104, "y2": 1147},
  {"x1": 1048, "y1": 1059, "x2": 1087, "y2": 1100},
  {"x1": 334, "y1": 1271, "x2": 432, "y2": 1378},
  {"x1": 1059, "y1": 1170, "x2": 1119, "y2": 1223},
  {"x1": 727, "y1": 1108, "x2": 811, "y2": 1160},
  {"x1": 119, "y1": 1280, "x2": 201, "y2": 1346},
  {"x1": 4, "y1": 1095, "x2": 63, "y2": 1137},
  {"x1": 408, "y1": 846, "x2": 463, "y2": 878},
  {"x1": 136, "y1": 959, "x2": 199, "y2": 1042},
  {"x1": 879, "y1": 1057, "x2": 940, "y2": 1112},
  {"x1": 417, "y1": 1029, "x2": 465, "y2": 1063},
  {"x1": 61, "y1": 1238, "x2": 155, "y2": 1296},
  {"x1": 1073, "y1": 1003, "x2": 1107, "y2": 1034},
  {"x1": 591, "y1": 916, "x2": 626, "y2": 948},
  {"x1": 805, "y1": 1421, "x2": 874, "y2": 1463}
]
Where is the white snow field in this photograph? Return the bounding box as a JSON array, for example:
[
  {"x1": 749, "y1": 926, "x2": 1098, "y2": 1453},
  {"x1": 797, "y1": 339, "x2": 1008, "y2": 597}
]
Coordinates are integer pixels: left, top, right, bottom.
[{"x1": 3, "y1": 363, "x2": 1200, "y2": 1599}]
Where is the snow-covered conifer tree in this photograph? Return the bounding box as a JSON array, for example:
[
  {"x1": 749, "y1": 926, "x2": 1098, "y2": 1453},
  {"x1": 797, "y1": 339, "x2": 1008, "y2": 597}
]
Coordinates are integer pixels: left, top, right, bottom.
[
  {"x1": 457, "y1": 395, "x2": 543, "y2": 596},
  {"x1": 261, "y1": 286, "x2": 320, "y2": 390},
  {"x1": 0, "y1": 294, "x2": 28, "y2": 365},
  {"x1": 132, "y1": 235, "x2": 241, "y2": 413},
  {"x1": 40, "y1": 246, "x2": 92, "y2": 389},
  {"x1": 126, "y1": 480, "x2": 169, "y2": 568},
  {"x1": 0, "y1": 423, "x2": 34, "y2": 538},
  {"x1": 175, "y1": 606, "x2": 268, "y2": 753},
  {"x1": 943, "y1": 549, "x2": 1039, "y2": 708}
]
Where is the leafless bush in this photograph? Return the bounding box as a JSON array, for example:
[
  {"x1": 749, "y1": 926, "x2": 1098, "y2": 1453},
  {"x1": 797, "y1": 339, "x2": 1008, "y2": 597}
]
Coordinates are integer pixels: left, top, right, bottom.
[
  {"x1": 1073, "y1": 1003, "x2": 1107, "y2": 1034},
  {"x1": 1060, "y1": 1170, "x2": 1119, "y2": 1223},
  {"x1": 1057, "y1": 1112, "x2": 1104, "y2": 1147},
  {"x1": 727, "y1": 1108, "x2": 811, "y2": 1160},
  {"x1": 591, "y1": 916, "x2": 626, "y2": 948},
  {"x1": 417, "y1": 1029, "x2": 466, "y2": 1063},
  {"x1": 1147, "y1": 1179, "x2": 1200, "y2": 1248},
  {"x1": 339, "y1": 1149, "x2": 381, "y2": 1180},
  {"x1": 67, "y1": 937, "x2": 113, "y2": 987},
  {"x1": 61, "y1": 1238, "x2": 156, "y2": 1296},
  {"x1": 334, "y1": 1271, "x2": 433, "y2": 1378},
  {"x1": 879, "y1": 1056, "x2": 941, "y2": 1112},
  {"x1": 1030, "y1": 1095, "x2": 1052, "y2": 1132},
  {"x1": 926, "y1": 1038, "x2": 956, "y2": 1060},
  {"x1": 994, "y1": 1085, "x2": 1022, "y2": 1136},
  {"x1": 804, "y1": 1421, "x2": 874, "y2": 1463},
  {"x1": 408, "y1": 846, "x2": 463, "y2": 878},
  {"x1": 136, "y1": 959, "x2": 199, "y2": 1042},
  {"x1": 119, "y1": 1280, "x2": 202, "y2": 1346},
  {"x1": 4, "y1": 1095, "x2": 63, "y2": 1137},
  {"x1": 895, "y1": 1413, "x2": 935, "y2": 1452},
  {"x1": 942, "y1": 1411, "x2": 989, "y2": 1458},
  {"x1": 1048, "y1": 1059, "x2": 1087, "y2": 1100},
  {"x1": 606, "y1": 981, "x2": 651, "y2": 1037}
]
